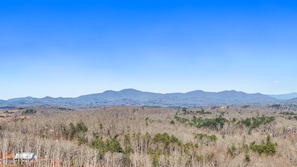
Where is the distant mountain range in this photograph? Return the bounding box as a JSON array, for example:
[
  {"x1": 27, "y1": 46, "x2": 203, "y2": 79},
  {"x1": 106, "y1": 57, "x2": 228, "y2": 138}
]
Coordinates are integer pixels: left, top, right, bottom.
[
  {"x1": 1, "y1": 89, "x2": 294, "y2": 108},
  {"x1": 270, "y1": 92, "x2": 297, "y2": 100}
]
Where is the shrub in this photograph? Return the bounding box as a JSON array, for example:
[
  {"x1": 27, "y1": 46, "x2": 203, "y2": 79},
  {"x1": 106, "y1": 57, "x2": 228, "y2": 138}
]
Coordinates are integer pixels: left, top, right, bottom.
[
  {"x1": 107, "y1": 138, "x2": 123, "y2": 153},
  {"x1": 153, "y1": 133, "x2": 180, "y2": 146},
  {"x1": 91, "y1": 138, "x2": 106, "y2": 155},
  {"x1": 250, "y1": 136, "x2": 276, "y2": 155},
  {"x1": 175, "y1": 115, "x2": 228, "y2": 130},
  {"x1": 238, "y1": 116, "x2": 275, "y2": 133},
  {"x1": 68, "y1": 121, "x2": 88, "y2": 140},
  {"x1": 196, "y1": 108, "x2": 211, "y2": 114},
  {"x1": 195, "y1": 116, "x2": 228, "y2": 130},
  {"x1": 174, "y1": 115, "x2": 189, "y2": 124},
  {"x1": 227, "y1": 144, "x2": 237, "y2": 157},
  {"x1": 91, "y1": 138, "x2": 123, "y2": 155},
  {"x1": 148, "y1": 148, "x2": 162, "y2": 167},
  {"x1": 22, "y1": 109, "x2": 37, "y2": 115},
  {"x1": 280, "y1": 112, "x2": 296, "y2": 116},
  {"x1": 194, "y1": 133, "x2": 217, "y2": 142},
  {"x1": 125, "y1": 146, "x2": 133, "y2": 155},
  {"x1": 76, "y1": 121, "x2": 88, "y2": 132}
]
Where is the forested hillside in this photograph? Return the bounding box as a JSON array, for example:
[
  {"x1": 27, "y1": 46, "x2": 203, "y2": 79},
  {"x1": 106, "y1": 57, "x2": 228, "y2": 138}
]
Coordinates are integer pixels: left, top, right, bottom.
[{"x1": 1, "y1": 105, "x2": 297, "y2": 166}]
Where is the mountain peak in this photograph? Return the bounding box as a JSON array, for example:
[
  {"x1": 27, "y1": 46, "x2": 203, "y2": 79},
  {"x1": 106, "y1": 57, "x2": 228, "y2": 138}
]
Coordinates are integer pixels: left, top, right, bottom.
[{"x1": 120, "y1": 88, "x2": 140, "y2": 92}]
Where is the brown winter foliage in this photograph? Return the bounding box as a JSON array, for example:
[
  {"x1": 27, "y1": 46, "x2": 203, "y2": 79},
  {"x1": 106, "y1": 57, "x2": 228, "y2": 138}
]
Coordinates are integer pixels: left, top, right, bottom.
[{"x1": 1, "y1": 104, "x2": 297, "y2": 167}]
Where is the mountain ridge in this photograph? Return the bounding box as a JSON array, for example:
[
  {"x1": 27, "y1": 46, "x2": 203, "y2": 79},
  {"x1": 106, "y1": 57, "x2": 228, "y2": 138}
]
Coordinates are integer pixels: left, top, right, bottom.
[
  {"x1": 270, "y1": 92, "x2": 297, "y2": 100},
  {"x1": 0, "y1": 89, "x2": 282, "y2": 108}
]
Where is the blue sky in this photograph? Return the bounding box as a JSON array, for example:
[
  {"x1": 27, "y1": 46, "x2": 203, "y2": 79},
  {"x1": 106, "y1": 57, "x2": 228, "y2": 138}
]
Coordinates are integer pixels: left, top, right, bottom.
[{"x1": 1, "y1": 0, "x2": 297, "y2": 99}]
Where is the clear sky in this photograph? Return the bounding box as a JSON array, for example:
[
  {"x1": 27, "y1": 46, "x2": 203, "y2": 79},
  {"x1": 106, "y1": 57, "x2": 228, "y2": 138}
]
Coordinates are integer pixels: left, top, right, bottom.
[{"x1": 1, "y1": 0, "x2": 297, "y2": 99}]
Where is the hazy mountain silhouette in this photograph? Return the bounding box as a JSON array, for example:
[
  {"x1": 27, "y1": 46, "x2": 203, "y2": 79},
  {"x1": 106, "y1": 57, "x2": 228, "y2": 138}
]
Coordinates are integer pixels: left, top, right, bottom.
[
  {"x1": 0, "y1": 89, "x2": 280, "y2": 108},
  {"x1": 284, "y1": 97, "x2": 297, "y2": 104},
  {"x1": 270, "y1": 93, "x2": 297, "y2": 100}
]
